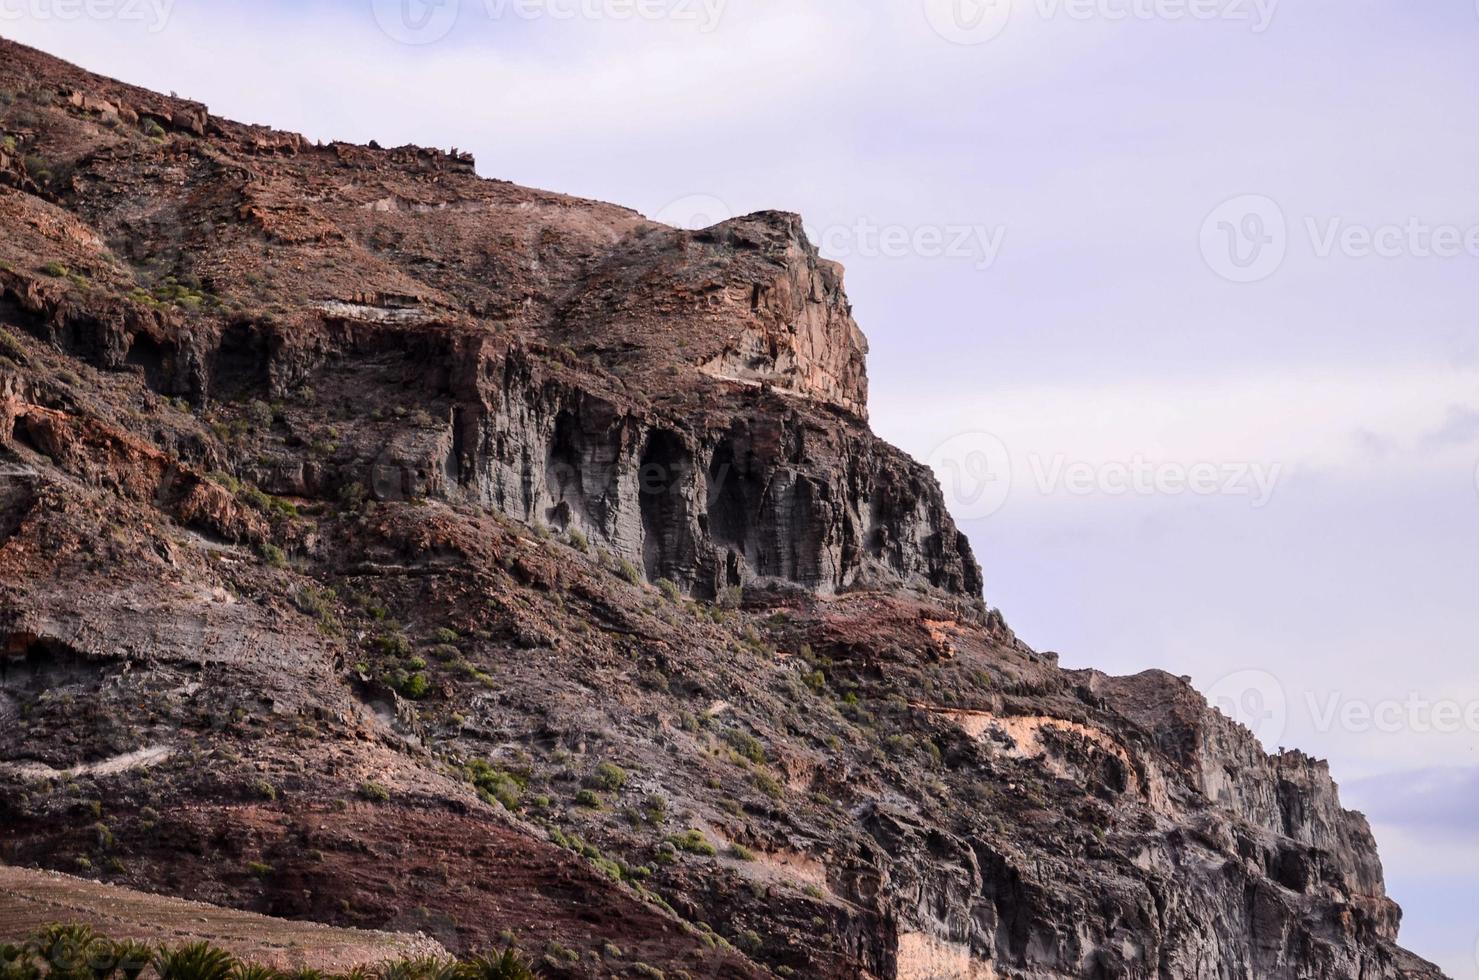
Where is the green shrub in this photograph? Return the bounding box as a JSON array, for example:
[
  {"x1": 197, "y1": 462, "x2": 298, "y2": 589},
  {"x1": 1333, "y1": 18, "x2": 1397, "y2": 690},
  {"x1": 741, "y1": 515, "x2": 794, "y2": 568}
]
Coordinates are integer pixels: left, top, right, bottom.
[
  {"x1": 0, "y1": 327, "x2": 28, "y2": 365},
  {"x1": 574, "y1": 789, "x2": 604, "y2": 809},
  {"x1": 337, "y1": 482, "x2": 367, "y2": 513},
  {"x1": 457, "y1": 950, "x2": 539, "y2": 980},
  {"x1": 728, "y1": 843, "x2": 755, "y2": 861},
  {"x1": 565, "y1": 528, "x2": 588, "y2": 552},
  {"x1": 293, "y1": 586, "x2": 337, "y2": 624},
  {"x1": 155, "y1": 942, "x2": 238, "y2": 980},
  {"x1": 655, "y1": 578, "x2": 681, "y2": 602},
  {"x1": 722, "y1": 728, "x2": 766, "y2": 765},
  {"x1": 752, "y1": 771, "x2": 783, "y2": 800},
  {"x1": 229, "y1": 966, "x2": 279, "y2": 980},
  {"x1": 592, "y1": 762, "x2": 627, "y2": 792},
  {"x1": 378, "y1": 633, "x2": 413, "y2": 658},
  {"x1": 245, "y1": 400, "x2": 273, "y2": 430},
  {"x1": 15, "y1": 930, "x2": 546, "y2": 980},
  {"x1": 616, "y1": 559, "x2": 642, "y2": 585},
  {"x1": 431, "y1": 627, "x2": 459, "y2": 644},
  {"x1": 359, "y1": 781, "x2": 390, "y2": 803},
  {"x1": 30, "y1": 923, "x2": 101, "y2": 976},
  {"x1": 669, "y1": 830, "x2": 716, "y2": 857},
  {"x1": 113, "y1": 941, "x2": 153, "y2": 980},
  {"x1": 465, "y1": 761, "x2": 524, "y2": 811},
  {"x1": 133, "y1": 277, "x2": 213, "y2": 313},
  {"x1": 398, "y1": 673, "x2": 430, "y2": 699}
]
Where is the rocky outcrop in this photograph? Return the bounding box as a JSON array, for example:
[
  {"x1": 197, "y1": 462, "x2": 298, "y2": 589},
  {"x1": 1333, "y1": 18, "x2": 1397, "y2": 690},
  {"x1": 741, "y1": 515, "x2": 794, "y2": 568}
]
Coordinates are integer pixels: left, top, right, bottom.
[
  {"x1": 0, "y1": 247, "x2": 976, "y2": 601},
  {"x1": 866, "y1": 713, "x2": 1420, "y2": 979},
  {"x1": 694, "y1": 215, "x2": 870, "y2": 418}
]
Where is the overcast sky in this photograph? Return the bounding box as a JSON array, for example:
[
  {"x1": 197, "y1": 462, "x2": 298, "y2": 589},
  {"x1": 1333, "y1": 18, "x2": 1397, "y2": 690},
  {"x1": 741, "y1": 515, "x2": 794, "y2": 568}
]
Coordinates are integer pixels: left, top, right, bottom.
[{"x1": 4, "y1": 1, "x2": 1477, "y2": 973}]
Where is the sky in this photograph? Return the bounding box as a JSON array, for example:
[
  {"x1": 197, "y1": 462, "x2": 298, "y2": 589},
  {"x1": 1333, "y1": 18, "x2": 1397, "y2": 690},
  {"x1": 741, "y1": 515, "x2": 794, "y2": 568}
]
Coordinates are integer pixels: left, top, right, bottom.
[{"x1": 3, "y1": 0, "x2": 1477, "y2": 973}]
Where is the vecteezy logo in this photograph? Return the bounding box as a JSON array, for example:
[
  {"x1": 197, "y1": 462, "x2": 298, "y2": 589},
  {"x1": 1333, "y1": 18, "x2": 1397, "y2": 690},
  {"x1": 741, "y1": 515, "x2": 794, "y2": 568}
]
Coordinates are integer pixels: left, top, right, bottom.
[
  {"x1": 1200, "y1": 194, "x2": 1287, "y2": 283},
  {"x1": 372, "y1": 0, "x2": 460, "y2": 45},
  {"x1": 1204, "y1": 669, "x2": 1288, "y2": 747},
  {"x1": 927, "y1": 431, "x2": 1012, "y2": 520},
  {"x1": 651, "y1": 194, "x2": 734, "y2": 231},
  {"x1": 923, "y1": 0, "x2": 1012, "y2": 45}
]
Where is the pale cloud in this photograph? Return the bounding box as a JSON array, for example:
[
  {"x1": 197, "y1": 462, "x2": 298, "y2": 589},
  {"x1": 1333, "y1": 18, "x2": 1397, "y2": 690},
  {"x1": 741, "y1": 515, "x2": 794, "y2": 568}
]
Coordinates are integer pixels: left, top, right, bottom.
[{"x1": 875, "y1": 360, "x2": 1479, "y2": 509}]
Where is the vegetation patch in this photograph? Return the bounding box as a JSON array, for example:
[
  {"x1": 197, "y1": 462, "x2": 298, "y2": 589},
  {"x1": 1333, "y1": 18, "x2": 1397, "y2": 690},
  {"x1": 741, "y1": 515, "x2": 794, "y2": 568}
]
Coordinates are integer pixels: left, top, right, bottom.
[{"x1": 2, "y1": 923, "x2": 541, "y2": 980}]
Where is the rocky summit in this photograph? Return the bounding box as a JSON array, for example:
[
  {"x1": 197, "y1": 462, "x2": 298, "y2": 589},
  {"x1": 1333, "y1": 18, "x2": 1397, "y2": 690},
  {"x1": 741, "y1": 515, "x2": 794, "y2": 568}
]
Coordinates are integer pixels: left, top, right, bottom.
[{"x1": 0, "y1": 36, "x2": 1446, "y2": 980}]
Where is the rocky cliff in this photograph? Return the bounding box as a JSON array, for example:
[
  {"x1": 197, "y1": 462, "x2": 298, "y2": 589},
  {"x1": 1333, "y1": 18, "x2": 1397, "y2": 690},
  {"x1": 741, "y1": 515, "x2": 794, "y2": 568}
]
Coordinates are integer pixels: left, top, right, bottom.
[{"x1": 0, "y1": 36, "x2": 1444, "y2": 980}]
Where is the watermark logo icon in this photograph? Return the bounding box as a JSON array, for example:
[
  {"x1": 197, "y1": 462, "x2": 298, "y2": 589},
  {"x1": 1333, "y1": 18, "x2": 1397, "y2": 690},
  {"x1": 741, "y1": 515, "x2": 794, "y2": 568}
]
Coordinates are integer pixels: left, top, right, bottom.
[
  {"x1": 1205, "y1": 668, "x2": 1287, "y2": 745},
  {"x1": 927, "y1": 431, "x2": 1012, "y2": 520},
  {"x1": 373, "y1": 0, "x2": 460, "y2": 44},
  {"x1": 1201, "y1": 194, "x2": 1287, "y2": 283},
  {"x1": 923, "y1": 0, "x2": 1012, "y2": 45}
]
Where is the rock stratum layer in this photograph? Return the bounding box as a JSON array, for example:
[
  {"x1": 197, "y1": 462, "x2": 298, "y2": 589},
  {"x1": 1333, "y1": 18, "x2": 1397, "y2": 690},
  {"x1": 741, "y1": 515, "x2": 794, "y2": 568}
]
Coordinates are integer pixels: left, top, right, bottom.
[{"x1": 0, "y1": 37, "x2": 1444, "y2": 980}]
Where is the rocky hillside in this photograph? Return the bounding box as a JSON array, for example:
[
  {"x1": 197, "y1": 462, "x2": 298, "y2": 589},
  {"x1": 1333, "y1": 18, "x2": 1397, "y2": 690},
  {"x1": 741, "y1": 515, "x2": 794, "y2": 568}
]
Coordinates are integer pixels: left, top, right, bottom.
[{"x1": 0, "y1": 36, "x2": 1445, "y2": 980}]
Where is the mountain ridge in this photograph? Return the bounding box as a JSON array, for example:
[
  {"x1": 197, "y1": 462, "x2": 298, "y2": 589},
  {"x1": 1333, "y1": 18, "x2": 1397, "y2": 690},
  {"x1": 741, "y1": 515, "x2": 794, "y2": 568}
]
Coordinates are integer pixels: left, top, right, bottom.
[{"x1": 0, "y1": 35, "x2": 1446, "y2": 980}]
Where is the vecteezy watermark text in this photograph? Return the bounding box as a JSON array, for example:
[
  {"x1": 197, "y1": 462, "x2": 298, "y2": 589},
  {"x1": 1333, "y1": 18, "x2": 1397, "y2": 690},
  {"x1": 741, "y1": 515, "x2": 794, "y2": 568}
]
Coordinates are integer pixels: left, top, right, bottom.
[
  {"x1": 1306, "y1": 692, "x2": 1479, "y2": 736},
  {"x1": 0, "y1": 0, "x2": 175, "y2": 32},
  {"x1": 653, "y1": 195, "x2": 1007, "y2": 271},
  {"x1": 1030, "y1": 454, "x2": 1282, "y2": 506},
  {"x1": 811, "y1": 218, "x2": 1006, "y2": 271},
  {"x1": 1206, "y1": 668, "x2": 1479, "y2": 746},
  {"x1": 373, "y1": 0, "x2": 727, "y2": 45},
  {"x1": 923, "y1": 0, "x2": 1278, "y2": 46},
  {"x1": 927, "y1": 432, "x2": 1283, "y2": 520},
  {"x1": 1201, "y1": 193, "x2": 1479, "y2": 283}
]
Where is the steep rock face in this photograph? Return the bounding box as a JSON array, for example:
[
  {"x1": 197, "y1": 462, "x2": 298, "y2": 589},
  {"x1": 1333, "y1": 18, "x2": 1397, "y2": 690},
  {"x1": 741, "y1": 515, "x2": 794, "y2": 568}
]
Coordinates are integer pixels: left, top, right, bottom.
[
  {"x1": 460, "y1": 348, "x2": 972, "y2": 596},
  {"x1": 0, "y1": 36, "x2": 1445, "y2": 980},
  {"x1": 693, "y1": 215, "x2": 870, "y2": 418}
]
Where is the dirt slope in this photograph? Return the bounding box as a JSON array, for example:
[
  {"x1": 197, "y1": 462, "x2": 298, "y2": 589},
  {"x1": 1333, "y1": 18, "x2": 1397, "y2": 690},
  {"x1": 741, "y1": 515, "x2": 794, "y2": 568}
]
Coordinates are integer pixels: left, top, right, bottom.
[{"x1": 0, "y1": 864, "x2": 446, "y2": 970}]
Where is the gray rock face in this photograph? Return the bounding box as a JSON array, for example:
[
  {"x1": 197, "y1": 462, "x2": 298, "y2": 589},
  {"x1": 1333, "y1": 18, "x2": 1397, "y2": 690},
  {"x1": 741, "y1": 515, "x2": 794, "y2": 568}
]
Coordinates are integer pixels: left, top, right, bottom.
[
  {"x1": 852, "y1": 666, "x2": 1440, "y2": 980},
  {"x1": 456, "y1": 350, "x2": 979, "y2": 598}
]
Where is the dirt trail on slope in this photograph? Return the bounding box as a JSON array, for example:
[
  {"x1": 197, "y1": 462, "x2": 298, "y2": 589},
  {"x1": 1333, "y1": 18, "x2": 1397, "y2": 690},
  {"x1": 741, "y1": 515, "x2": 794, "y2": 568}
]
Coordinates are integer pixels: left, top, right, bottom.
[{"x1": 0, "y1": 865, "x2": 445, "y2": 971}]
